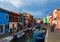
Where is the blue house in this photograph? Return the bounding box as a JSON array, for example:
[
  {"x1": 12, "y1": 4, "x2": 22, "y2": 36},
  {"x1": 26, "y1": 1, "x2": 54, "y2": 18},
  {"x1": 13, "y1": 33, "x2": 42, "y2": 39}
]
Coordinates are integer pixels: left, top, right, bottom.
[{"x1": 0, "y1": 8, "x2": 9, "y2": 34}]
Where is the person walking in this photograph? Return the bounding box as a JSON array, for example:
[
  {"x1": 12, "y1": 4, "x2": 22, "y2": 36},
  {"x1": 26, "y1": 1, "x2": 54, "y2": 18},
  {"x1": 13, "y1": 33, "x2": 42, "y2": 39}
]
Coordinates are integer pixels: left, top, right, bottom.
[
  {"x1": 50, "y1": 25, "x2": 53, "y2": 32},
  {"x1": 50, "y1": 23, "x2": 56, "y2": 32},
  {"x1": 52, "y1": 23, "x2": 56, "y2": 32}
]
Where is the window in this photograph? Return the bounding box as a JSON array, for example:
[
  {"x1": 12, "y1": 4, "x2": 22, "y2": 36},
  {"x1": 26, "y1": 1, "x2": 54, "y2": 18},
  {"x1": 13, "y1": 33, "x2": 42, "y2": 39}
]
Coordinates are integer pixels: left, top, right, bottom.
[
  {"x1": 9, "y1": 15, "x2": 12, "y2": 20},
  {"x1": 55, "y1": 12, "x2": 57, "y2": 14},
  {"x1": 17, "y1": 23, "x2": 20, "y2": 28},
  {"x1": 14, "y1": 16, "x2": 17, "y2": 20},
  {"x1": 21, "y1": 17, "x2": 22, "y2": 21},
  {"x1": 0, "y1": 25, "x2": 3, "y2": 33},
  {"x1": 5, "y1": 24, "x2": 9, "y2": 30},
  {"x1": 21, "y1": 16, "x2": 25, "y2": 23},
  {"x1": 54, "y1": 18, "x2": 57, "y2": 20},
  {"x1": 6, "y1": 15, "x2": 9, "y2": 20},
  {"x1": 17, "y1": 16, "x2": 20, "y2": 21},
  {"x1": 18, "y1": 16, "x2": 20, "y2": 19}
]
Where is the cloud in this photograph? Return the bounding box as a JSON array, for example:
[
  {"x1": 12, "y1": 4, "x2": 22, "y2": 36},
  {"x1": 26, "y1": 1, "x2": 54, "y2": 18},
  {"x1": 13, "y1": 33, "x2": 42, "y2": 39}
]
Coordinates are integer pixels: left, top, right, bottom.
[
  {"x1": 0, "y1": 0, "x2": 60, "y2": 18},
  {"x1": 30, "y1": 11, "x2": 46, "y2": 18},
  {"x1": 22, "y1": 9, "x2": 48, "y2": 18},
  {"x1": 0, "y1": 0, "x2": 23, "y2": 8},
  {"x1": 0, "y1": 0, "x2": 4, "y2": 3},
  {"x1": 0, "y1": 0, "x2": 59, "y2": 9},
  {"x1": 8, "y1": 0, "x2": 23, "y2": 8},
  {"x1": 0, "y1": 0, "x2": 49, "y2": 8}
]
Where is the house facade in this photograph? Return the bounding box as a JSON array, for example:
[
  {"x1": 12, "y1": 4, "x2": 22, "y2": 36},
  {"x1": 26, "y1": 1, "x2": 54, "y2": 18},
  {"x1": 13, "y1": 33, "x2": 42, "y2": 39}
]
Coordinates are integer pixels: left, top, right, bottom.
[
  {"x1": 23, "y1": 13, "x2": 34, "y2": 28},
  {"x1": 9, "y1": 12, "x2": 21, "y2": 33},
  {"x1": 0, "y1": 9, "x2": 9, "y2": 34},
  {"x1": 52, "y1": 9, "x2": 60, "y2": 30},
  {"x1": 0, "y1": 8, "x2": 22, "y2": 34}
]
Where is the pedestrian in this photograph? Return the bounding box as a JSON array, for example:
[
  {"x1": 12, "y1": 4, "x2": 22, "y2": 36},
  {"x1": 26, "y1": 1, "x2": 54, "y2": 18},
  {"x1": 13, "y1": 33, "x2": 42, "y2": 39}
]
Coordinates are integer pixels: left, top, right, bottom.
[
  {"x1": 50, "y1": 23, "x2": 56, "y2": 32},
  {"x1": 50, "y1": 25, "x2": 53, "y2": 32},
  {"x1": 52, "y1": 23, "x2": 56, "y2": 32}
]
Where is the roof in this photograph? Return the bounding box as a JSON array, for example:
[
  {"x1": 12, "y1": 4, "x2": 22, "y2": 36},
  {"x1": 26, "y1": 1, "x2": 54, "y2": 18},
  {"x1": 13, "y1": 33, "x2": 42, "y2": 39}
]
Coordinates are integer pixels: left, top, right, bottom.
[
  {"x1": 0, "y1": 8, "x2": 21, "y2": 15},
  {"x1": 56, "y1": 9, "x2": 60, "y2": 11}
]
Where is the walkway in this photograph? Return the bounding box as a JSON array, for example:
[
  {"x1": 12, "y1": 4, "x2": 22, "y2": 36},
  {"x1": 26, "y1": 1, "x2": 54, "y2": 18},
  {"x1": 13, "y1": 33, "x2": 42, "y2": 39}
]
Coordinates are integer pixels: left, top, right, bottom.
[
  {"x1": 0, "y1": 28, "x2": 28, "y2": 42},
  {"x1": 47, "y1": 29, "x2": 60, "y2": 42}
]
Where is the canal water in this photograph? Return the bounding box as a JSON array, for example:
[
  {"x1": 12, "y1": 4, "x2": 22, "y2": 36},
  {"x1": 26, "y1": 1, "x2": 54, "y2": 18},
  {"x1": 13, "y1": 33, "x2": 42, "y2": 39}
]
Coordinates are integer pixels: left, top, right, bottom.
[
  {"x1": 10, "y1": 30, "x2": 34, "y2": 42},
  {"x1": 10, "y1": 29, "x2": 45, "y2": 42}
]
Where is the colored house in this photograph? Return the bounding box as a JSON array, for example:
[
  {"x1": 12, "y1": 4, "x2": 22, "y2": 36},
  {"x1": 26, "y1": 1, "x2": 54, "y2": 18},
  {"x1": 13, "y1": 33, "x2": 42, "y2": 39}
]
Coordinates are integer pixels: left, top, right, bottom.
[
  {"x1": 23, "y1": 12, "x2": 34, "y2": 28},
  {"x1": 52, "y1": 9, "x2": 60, "y2": 30},
  {"x1": 46, "y1": 15, "x2": 50, "y2": 24},
  {"x1": 9, "y1": 12, "x2": 21, "y2": 33},
  {"x1": 0, "y1": 8, "x2": 22, "y2": 34},
  {"x1": 43, "y1": 17, "x2": 47, "y2": 25},
  {"x1": 36, "y1": 18, "x2": 42, "y2": 24},
  {"x1": 0, "y1": 8, "x2": 9, "y2": 34}
]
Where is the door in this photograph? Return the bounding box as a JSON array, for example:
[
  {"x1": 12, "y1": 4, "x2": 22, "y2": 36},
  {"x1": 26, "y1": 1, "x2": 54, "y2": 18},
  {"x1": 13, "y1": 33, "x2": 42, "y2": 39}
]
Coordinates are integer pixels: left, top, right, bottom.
[
  {"x1": 12, "y1": 24, "x2": 16, "y2": 32},
  {"x1": 0, "y1": 25, "x2": 4, "y2": 33},
  {"x1": 12, "y1": 24, "x2": 14, "y2": 32}
]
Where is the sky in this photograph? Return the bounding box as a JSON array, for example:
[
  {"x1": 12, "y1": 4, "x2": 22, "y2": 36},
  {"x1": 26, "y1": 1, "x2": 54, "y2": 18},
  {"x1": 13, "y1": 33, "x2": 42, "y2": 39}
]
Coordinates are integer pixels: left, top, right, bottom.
[{"x1": 0, "y1": 0, "x2": 60, "y2": 18}]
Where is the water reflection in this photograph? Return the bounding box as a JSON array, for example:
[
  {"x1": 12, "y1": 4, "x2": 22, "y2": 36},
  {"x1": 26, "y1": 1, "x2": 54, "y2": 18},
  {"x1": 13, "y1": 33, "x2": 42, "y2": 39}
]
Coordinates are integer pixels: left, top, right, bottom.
[
  {"x1": 10, "y1": 29, "x2": 42, "y2": 42},
  {"x1": 10, "y1": 30, "x2": 33, "y2": 42}
]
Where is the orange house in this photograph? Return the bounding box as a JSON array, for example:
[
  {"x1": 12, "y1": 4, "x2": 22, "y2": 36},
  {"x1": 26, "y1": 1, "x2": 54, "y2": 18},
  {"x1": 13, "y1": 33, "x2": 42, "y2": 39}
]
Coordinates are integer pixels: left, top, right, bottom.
[
  {"x1": 56, "y1": 9, "x2": 60, "y2": 29},
  {"x1": 53, "y1": 9, "x2": 60, "y2": 30}
]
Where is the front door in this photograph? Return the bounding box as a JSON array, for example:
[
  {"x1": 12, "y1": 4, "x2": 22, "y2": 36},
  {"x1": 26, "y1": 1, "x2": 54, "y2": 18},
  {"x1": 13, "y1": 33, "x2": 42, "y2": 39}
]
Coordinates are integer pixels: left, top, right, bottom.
[
  {"x1": 12, "y1": 24, "x2": 17, "y2": 32},
  {"x1": 12, "y1": 24, "x2": 14, "y2": 33},
  {"x1": 0, "y1": 25, "x2": 4, "y2": 34}
]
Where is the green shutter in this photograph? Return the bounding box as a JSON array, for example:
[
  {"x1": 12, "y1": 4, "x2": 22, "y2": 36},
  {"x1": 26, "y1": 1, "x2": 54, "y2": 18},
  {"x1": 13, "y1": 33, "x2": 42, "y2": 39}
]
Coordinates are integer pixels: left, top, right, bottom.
[{"x1": 21, "y1": 16, "x2": 24, "y2": 28}]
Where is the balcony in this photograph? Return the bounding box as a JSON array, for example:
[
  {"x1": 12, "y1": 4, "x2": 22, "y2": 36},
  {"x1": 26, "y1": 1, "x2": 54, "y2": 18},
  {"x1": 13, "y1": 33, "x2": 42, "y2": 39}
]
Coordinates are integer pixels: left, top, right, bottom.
[{"x1": 9, "y1": 16, "x2": 21, "y2": 22}]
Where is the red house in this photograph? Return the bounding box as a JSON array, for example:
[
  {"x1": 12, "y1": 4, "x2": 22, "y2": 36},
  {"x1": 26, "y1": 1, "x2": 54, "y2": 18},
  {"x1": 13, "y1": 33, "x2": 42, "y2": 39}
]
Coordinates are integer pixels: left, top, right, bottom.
[{"x1": 9, "y1": 12, "x2": 22, "y2": 32}]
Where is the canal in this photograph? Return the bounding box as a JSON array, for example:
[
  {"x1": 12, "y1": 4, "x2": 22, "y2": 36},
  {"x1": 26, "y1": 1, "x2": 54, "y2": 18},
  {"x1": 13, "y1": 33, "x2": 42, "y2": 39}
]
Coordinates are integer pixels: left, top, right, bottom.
[
  {"x1": 10, "y1": 30, "x2": 34, "y2": 42},
  {"x1": 10, "y1": 28, "x2": 46, "y2": 42}
]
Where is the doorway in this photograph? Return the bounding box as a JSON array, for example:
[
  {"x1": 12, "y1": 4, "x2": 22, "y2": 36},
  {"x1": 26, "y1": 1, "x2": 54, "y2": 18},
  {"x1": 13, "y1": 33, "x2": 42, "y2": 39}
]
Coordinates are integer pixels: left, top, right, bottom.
[{"x1": 0, "y1": 25, "x2": 4, "y2": 34}]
